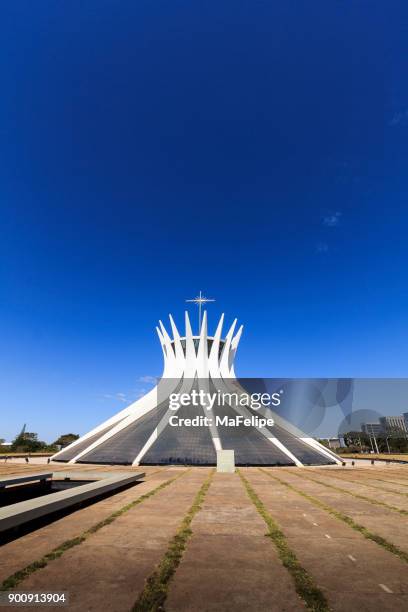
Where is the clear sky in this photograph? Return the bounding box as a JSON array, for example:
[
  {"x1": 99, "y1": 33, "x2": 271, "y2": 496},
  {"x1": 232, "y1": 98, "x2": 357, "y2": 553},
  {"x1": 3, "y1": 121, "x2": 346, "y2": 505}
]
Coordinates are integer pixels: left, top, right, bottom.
[{"x1": 1, "y1": 2, "x2": 407, "y2": 442}]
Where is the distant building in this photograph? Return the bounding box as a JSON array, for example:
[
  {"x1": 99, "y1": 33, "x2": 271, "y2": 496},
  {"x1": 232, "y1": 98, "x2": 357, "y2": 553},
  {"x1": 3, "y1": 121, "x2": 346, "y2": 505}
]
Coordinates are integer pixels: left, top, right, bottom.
[
  {"x1": 328, "y1": 437, "x2": 345, "y2": 449},
  {"x1": 404, "y1": 412, "x2": 408, "y2": 430},
  {"x1": 361, "y1": 423, "x2": 382, "y2": 437},
  {"x1": 320, "y1": 438, "x2": 346, "y2": 449},
  {"x1": 379, "y1": 416, "x2": 408, "y2": 436}
]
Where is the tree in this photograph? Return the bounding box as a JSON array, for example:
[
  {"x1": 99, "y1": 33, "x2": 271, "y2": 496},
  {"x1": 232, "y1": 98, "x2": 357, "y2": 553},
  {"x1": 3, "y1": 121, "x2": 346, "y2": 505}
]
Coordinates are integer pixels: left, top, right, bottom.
[
  {"x1": 53, "y1": 433, "x2": 79, "y2": 448},
  {"x1": 11, "y1": 431, "x2": 47, "y2": 452},
  {"x1": 343, "y1": 431, "x2": 370, "y2": 452}
]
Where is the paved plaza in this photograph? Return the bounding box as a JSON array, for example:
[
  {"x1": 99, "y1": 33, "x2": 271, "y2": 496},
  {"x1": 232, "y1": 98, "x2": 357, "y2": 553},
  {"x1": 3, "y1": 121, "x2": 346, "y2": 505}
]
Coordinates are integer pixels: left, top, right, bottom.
[{"x1": 0, "y1": 461, "x2": 408, "y2": 611}]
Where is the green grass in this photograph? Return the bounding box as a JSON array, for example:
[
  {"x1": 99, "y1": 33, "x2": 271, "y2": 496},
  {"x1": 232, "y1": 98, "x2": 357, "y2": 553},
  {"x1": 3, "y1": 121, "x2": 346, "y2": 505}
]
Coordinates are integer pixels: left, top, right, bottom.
[
  {"x1": 287, "y1": 469, "x2": 408, "y2": 517},
  {"x1": 1, "y1": 470, "x2": 188, "y2": 591},
  {"x1": 238, "y1": 469, "x2": 330, "y2": 612},
  {"x1": 260, "y1": 469, "x2": 408, "y2": 564},
  {"x1": 132, "y1": 469, "x2": 215, "y2": 612}
]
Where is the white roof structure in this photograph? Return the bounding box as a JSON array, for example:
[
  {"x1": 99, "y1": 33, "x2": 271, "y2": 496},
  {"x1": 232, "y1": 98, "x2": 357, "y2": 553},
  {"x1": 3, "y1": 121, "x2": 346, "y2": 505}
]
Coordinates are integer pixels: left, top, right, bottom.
[{"x1": 52, "y1": 312, "x2": 341, "y2": 466}]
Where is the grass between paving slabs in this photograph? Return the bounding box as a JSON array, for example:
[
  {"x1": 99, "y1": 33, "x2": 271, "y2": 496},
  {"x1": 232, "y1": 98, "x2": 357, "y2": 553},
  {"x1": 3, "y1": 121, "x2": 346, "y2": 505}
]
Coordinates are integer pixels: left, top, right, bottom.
[
  {"x1": 286, "y1": 469, "x2": 408, "y2": 517},
  {"x1": 309, "y1": 472, "x2": 408, "y2": 499},
  {"x1": 238, "y1": 469, "x2": 329, "y2": 612},
  {"x1": 0, "y1": 469, "x2": 189, "y2": 591},
  {"x1": 132, "y1": 469, "x2": 215, "y2": 612},
  {"x1": 260, "y1": 469, "x2": 408, "y2": 565},
  {"x1": 372, "y1": 477, "x2": 408, "y2": 489}
]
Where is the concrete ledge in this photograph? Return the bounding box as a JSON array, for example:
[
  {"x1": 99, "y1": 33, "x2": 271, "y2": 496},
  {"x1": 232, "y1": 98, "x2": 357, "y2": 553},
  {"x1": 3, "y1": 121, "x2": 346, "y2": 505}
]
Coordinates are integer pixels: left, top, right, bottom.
[
  {"x1": 0, "y1": 472, "x2": 145, "y2": 532},
  {"x1": 52, "y1": 471, "x2": 136, "y2": 481},
  {"x1": 0, "y1": 473, "x2": 53, "y2": 488}
]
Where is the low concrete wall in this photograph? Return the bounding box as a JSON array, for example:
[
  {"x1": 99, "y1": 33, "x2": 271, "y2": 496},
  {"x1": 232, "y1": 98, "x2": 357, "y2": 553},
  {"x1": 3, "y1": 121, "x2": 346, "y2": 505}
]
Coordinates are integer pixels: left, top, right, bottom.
[
  {"x1": 0, "y1": 472, "x2": 52, "y2": 488},
  {"x1": 0, "y1": 472, "x2": 145, "y2": 532}
]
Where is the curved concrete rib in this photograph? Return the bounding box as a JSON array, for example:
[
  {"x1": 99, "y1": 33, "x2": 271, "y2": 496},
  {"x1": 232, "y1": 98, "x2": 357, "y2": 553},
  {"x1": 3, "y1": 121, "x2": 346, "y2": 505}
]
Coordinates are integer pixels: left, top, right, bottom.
[
  {"x1": 229, "y1": 325, "x2": 243, "y2": 377},
  {"x1": 169, "y1": 314, "x2": 185, "y2": 377},
  {"x1": 220, "y1": 318, "x2": 237, "y2": 378},
  {"x1": 209, "y1": 313, "x2": 224, "y2": 378},
  {"x1": 197, "y1": 310, "x2": 208, "y2": 378},
  {"x1": 184, "y1": 310, "x2": 196, "y2": 378}
]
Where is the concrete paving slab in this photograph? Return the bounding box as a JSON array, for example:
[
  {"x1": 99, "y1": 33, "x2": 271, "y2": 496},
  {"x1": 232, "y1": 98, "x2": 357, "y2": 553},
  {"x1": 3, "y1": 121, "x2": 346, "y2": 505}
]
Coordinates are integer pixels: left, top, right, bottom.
[
  {"x1": 166, "y1": 472, "x2": 305, "y2": 612},
  {"x1": 331, "y1": 591, "x2": 408, "y2": 612},
  {"x1": 168, "y1": 565, "x2": 304, "y2": 611}
]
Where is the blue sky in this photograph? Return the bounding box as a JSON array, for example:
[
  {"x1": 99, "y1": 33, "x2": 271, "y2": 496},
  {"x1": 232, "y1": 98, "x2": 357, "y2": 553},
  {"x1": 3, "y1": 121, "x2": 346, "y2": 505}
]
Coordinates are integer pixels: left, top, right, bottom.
[{"x1": 1, "y1": 2, "x2": 408, "y2": 441}]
